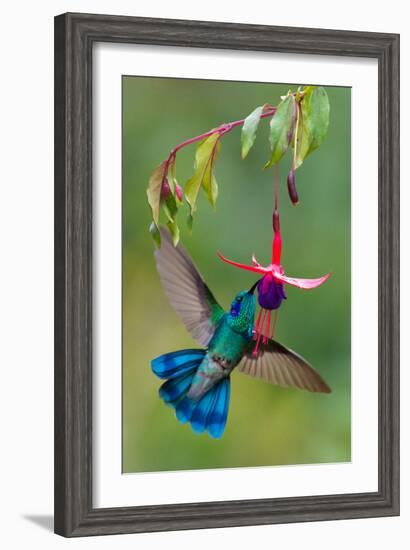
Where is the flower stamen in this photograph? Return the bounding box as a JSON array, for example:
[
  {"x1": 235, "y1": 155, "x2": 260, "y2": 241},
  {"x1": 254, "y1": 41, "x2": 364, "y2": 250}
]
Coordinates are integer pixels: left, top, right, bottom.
[
  {"x1": 253, "y1": 309, "x2": 267, "y2": 355},
  {"x1": 253, "y1": 308, "x2": 263, "y2": 340},
  {"x1": 252, "y1": 306, "x2": 279, "y2": 353},
  {"x1": 263, "y1": 310, "x2": 271, "y2": 345},
  {"x1": 270, "y1": 309, "x2": 279, "y2": 339}
]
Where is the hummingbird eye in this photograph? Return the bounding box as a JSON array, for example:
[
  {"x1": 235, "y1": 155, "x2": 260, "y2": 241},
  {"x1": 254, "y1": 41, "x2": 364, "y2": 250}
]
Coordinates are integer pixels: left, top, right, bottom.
[{"x1": 237, "y1": 296, "x2": 242, "y2": 303}]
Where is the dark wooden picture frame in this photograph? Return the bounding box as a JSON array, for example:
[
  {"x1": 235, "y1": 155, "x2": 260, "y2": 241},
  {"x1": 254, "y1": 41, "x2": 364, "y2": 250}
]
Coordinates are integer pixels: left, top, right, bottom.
[{"x1": 54, "y1": 12, "x2": 400, "y2": 537}]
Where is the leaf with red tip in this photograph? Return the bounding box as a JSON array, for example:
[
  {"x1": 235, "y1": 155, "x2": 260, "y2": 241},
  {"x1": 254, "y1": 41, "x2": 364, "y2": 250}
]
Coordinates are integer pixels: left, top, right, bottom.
[{"x1": 147, "y1": 161, "x2": 167, "y2": 225}]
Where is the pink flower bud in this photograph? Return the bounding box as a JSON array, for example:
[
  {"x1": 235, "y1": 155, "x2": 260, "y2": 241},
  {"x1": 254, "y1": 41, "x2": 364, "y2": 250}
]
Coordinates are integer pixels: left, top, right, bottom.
[
  {"x1": 287, "y1": 170, "x2": 299, "y2": 205},
  {"x1": 175, "y1": 182, "x2": 183, "y2": 202},
  {"x1": 273, "y1": 210, "x2": 280, "y2": 233},
  {"x1": 161, "y1": 178, "x2": 171, "y2": 200}
]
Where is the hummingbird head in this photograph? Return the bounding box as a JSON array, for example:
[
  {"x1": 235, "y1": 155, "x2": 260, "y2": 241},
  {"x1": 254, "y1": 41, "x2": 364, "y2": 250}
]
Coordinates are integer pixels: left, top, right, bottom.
[{"x1": 227, "y1": 287, "x2": 256, "y2": 334}]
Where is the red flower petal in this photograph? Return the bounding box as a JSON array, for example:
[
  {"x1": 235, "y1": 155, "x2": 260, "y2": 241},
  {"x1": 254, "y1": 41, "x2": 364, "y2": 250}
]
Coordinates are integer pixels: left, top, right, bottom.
[
  {"x1": 275, "y1": 272, "x2": 332, "y2": 289},
  {"x1": 217, "y1": 251, "x2": 268, "y2": 275}
]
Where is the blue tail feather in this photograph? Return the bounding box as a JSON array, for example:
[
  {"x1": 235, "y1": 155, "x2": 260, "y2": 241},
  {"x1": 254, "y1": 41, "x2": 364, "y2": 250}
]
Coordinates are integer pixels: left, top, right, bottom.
[
  {"x1": 159, "y1": 370, "x2": 195, "y2": 404},
  {"x1": 151, "y1": 349, "x2": 205, "y2": 379},
  {"x1": 151, "y1": 348, "x2": 231, "y2": 438},
  {"x1": 176, "y1": 396, "x2": 196, "y2": 423},
  {"x1": 176, "y1": 377, "x2": 231, "y2": 438},
  {"x1": 190, "y1": 389, "x2": 217, "y2": 433},
  {"x1": 207, "y1": 378, "x2": 230, "y2": 438}
]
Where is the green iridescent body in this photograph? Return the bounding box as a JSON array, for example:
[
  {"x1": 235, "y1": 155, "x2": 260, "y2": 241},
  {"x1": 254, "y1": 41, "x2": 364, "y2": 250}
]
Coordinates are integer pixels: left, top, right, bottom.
[{"x1": 187, "y1": 291, "x2": 255, "y2": 400}]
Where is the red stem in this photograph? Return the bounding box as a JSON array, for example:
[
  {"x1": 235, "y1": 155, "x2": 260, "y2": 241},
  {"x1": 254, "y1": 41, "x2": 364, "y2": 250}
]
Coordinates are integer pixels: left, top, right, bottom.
[
  {"x1": 163, "y1": 107, "x2": 277, "y2": 175},
  {"x1": 271, "y1": 162, "x2": 282, "y2": 264}
]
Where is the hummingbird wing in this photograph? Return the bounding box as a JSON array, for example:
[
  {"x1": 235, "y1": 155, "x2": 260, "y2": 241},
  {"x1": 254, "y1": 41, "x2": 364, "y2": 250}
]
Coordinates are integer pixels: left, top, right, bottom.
[
  {"x1": 237, "y1": 339, "x2": 331, "y2": 393},
  {"x1": 154, "y1": 227, "x2": 225, "y2": 346}
]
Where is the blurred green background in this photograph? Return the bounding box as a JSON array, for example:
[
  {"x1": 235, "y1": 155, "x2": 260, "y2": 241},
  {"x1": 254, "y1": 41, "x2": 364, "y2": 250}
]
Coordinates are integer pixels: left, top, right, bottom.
[{"x1": 122, "y1": 77, "x2": 351, "y2": 473}]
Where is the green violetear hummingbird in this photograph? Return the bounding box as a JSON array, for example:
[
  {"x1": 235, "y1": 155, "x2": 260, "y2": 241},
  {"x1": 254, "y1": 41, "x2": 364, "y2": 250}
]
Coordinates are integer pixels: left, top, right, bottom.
[{"x1": 151, "y1": 228, "x2": 331, "y2": 438}]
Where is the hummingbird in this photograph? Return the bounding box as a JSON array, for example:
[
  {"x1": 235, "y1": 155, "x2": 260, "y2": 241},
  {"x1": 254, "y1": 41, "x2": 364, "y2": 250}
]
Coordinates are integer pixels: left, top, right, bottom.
[{"x1": 151, "y1": 228, "x2": 331, "y2": 439}]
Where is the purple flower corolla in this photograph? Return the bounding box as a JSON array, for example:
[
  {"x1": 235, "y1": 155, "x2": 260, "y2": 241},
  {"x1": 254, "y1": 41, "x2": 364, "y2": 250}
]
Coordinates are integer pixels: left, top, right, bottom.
[{"x1": 257, "y1": 272, "x2": 287, "y2": 310}]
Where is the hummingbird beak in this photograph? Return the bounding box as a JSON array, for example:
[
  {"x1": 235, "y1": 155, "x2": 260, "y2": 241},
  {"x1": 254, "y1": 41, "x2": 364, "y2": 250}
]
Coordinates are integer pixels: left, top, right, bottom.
[{"x1": 248, "y1": 280, "x2": 259, "y2": 294}]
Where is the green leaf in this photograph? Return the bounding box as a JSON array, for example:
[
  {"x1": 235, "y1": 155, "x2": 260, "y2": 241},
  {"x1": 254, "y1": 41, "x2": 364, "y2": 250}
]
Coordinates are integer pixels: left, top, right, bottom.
[
  {"x1": 162, "y1": 192, "x2": 178, "y2": 223},
  {"x1": 185, "y1": 133, "x2": 221, "y2": 214},
  {"x1": 294, "y1": 86, "x2": 330, "y2": 169},
  {"x1": 187, "y1": 211, "x2": 193, "y2": 232},
  {"x1": 162, "y1": 184, "x2": 180, "y2": 245},
  {"x1": 167, "y1": 219, "x2": 180, "y2": 246},
  {"x1": 201, "y1": 167, "x2": 219, "y2": 209},
  {"x1": 241, "y1": 105, "x2": 263, "y2": 159},
  {"x1": 265, "y1": 95, "x2": 296, "y2": 167},
  {"x1": 146, "y1": 161, "x2": 166, "y2": 225},
  {"x1": 149, "y1": 221, "x2": 161, "y2": 247}
]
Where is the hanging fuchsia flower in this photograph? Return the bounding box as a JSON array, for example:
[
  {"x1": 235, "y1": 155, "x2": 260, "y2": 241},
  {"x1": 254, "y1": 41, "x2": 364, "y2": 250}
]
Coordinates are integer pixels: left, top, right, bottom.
[{"x1": 217, "y1": 225, "x2": 331, "y2": 354}]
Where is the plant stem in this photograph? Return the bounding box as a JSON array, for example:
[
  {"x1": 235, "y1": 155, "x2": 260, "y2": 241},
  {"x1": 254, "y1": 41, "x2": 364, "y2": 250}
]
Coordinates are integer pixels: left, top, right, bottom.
[
  {"x1": 165, "y1": 107, "x2": 276, "y2": 171},
  {"x1": 292, "y1": 103, "x2": 301, "y2": 170}
]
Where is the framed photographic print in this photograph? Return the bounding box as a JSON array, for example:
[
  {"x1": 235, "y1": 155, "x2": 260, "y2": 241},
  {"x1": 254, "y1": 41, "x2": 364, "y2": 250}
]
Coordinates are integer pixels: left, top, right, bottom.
[{"x1": 54, "y1": 13, "x2": 400, "y2": 537}]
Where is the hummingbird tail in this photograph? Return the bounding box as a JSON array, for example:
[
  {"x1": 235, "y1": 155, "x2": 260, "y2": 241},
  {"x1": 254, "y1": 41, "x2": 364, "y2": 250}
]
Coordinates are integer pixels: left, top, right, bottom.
[
  {"x1": 176, "y1": 377, "x2": 231, "y2": 439},
  {"x1": 151, "y1": 349, "x2": 231, "y2": 438}
]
